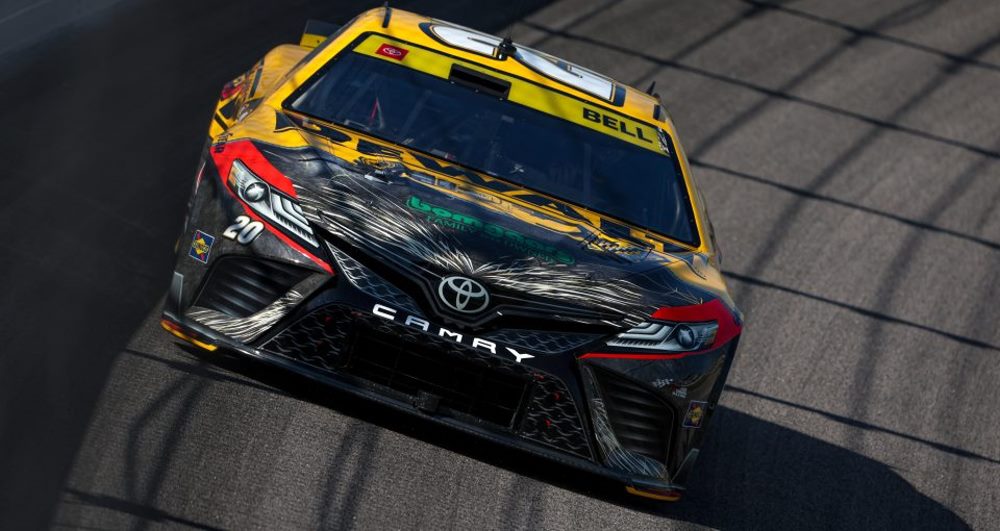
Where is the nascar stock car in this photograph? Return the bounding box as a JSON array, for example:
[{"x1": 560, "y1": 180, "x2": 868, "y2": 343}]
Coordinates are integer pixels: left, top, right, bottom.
[{"x1": 161, "y1": 6, "x2": 742, "y2": 502}]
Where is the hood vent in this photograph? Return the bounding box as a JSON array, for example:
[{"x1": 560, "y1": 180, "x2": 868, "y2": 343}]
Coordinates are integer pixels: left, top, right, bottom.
[
  {"x1": 591, "y1": 367, "x2": 674, "y2": 463},
  {"x1": 194, "y1": 256, "x2": 312, "y2": 317}
]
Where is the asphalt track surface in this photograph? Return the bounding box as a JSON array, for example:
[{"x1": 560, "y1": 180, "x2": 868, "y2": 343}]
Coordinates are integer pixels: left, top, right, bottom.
[{"x1": 2, "y1": 0, "x2": 999, "y2": 529}]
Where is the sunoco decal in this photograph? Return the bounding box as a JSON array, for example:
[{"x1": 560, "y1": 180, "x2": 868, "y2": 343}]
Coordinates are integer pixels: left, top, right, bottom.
[
  {"x1": 683, "y1": 400, "x2": 707, "y2": 429},
  {"x1": 189, "y1": 230, "x2": 215, "y2": 263}
]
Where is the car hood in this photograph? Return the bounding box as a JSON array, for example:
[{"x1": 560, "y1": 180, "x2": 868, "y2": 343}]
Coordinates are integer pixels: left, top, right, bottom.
[{"x1": 253, "y1": 116, "x2": 736, "y2": 327}]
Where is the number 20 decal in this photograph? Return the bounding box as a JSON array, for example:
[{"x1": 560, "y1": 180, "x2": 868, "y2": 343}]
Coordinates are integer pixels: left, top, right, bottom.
[{"x1": 223, "y1": 215, "x2": 264, "y2": 244}]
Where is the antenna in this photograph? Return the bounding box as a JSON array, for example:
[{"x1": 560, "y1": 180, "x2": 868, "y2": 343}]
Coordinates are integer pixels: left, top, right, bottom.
[
  {"x1": 382, "y1": 1, "x2": 392, "y2": 28},
  {"x1": 501, "y1": 0, "x2": 527, "y2": 56},
  {"x1": 498, "y1": 36, "x2": 516, "y2": 60},
  {"x1": 645, "y1": 80, "x2": 656, "y2": 95}
]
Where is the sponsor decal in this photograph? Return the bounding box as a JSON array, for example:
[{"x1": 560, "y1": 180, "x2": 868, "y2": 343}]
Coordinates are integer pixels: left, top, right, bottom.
[
  {"x1": 582, "y1": 108, "x2": 653, "y2": 144},
  {"x1": 213, "y1": 131, "x2": 231, "y2": 153},
  {"x1": 682, "y1": 400, "x2": 707, "y2": 429},
  {"x1": 376, "y1": 43, "x2": 409, "y2": 60},
  {"x1": 578, "y1": 226, "x2": 652, "y2": 263},
  {"x1": 189, "y1": 230, "x2": 215, "y2": 263},
  {"x1": 220, "y1": 78, "x2": 244, "y2": 100},
  {"x1": 672, "y1": 387, "x2": 688, "y2": 399},
  {"x1": 372, "y1": 303, "x2": 534, "y2": 363},
  {"x1": 223, "y1": 215, "x2": 264, "y2": 245},
  {"x1": 438, "y1": 276, "x2": 490, "y2": 314},
  {"x1": 406, "y1": 196, "x2": 575, "y2": 265},
  {"x1": 651, "y1": 377, "x2": 673, "y2": 389}
]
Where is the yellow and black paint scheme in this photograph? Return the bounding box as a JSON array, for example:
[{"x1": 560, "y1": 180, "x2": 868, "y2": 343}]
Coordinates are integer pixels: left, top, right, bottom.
[
  {"x1": 167, "y1": 6, "x2": 742, "y2": 503},
  {"x1": 207, "y1": 8, "x2": 735, "y2": 309}
]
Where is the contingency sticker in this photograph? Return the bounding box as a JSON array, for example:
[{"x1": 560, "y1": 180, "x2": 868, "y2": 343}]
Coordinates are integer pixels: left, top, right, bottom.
[
  {"x1": 682, "y1": 401, "x2": 707, "y2": 429},
  {"x1": 189, "y1": 230, "x2": 216, "y2": 264},
  {"x1": 376, "y1": 43, "x2": 409, "y2": 61}
]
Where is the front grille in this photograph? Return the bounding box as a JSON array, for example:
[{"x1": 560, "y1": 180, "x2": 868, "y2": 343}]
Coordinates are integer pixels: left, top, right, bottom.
[
  {"x1": 518, "y1": 376, "x2": 592, "y2": 457},
  {"x1": 484, "y1": 329, "x2": 601, "y2": 354},
  {"x1": 592, "y1": 368, "x2": 674, "y2": 463},
  {"x1": 327, "y1": 246, "x2": 422, "y2": 315},
  {"x1": 262, "y1": 305, "x2": 354, "y2": 369},
  {"x1": 345, "y1": 326, "x2": 528, "y2": 428},
  {"x1": 195, "y1": 256, "x2": 312, "y2": 317},
  {"x1": 263, "y1": 305, "x2": 593, "y2": 458}
]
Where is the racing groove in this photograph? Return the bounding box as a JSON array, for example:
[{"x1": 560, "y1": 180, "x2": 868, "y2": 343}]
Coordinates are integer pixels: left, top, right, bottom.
[{"x1": 2, "y1": 0, "x2": 999, "y2": 529}]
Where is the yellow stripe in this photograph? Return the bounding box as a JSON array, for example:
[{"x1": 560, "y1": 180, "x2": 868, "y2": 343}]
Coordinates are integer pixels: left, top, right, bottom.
[
  {"x1": 160, "y1": 320, "x2": 218, "y2": 351},
  {"x1": 353, "y1": 36, "x2": 664, "y2": 153},
  {"x1": 625, "y1": 485, "x2": 682, "y2": 502}
]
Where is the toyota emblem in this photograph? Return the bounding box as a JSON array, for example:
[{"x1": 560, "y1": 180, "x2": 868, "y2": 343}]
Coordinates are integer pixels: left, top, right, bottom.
[{"x1": 437, "y1": 276, "x2": 490, "y2": 314}]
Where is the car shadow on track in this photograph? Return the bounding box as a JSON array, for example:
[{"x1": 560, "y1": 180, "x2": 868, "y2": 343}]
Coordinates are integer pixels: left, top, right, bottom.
[{"x1": 179, "y1": 344, "x2": 969, "y2": 530}]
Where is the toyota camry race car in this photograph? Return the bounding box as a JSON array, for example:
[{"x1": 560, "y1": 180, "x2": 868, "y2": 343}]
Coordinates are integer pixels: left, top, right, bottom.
[{"x1": 161, "y1": 6, "x2": 742, "y2": 501}]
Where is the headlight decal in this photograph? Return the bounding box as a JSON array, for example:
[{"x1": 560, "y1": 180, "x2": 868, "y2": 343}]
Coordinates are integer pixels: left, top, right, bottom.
[
  {"x1": 581, "y1": 299, "x2": 740, "y2": 360},
  {"x1": 605, "y1": 321, "x2": 717, "y2": 352},
  {"x1": 230, "y1": 159, "x2": 319, "y2": 246},
  {"x1": 211, "y1": 140, "x2": 333, "y2": 274}
]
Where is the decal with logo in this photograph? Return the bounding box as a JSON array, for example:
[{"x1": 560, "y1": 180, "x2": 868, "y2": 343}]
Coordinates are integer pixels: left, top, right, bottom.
[
  {"x1": 407, "y1": 195, "x2": 575, "y2": 265},
  {"x1": 189, "y1": 230, "x2": 215, "y2": 263},
  {"x1": 437, "y1": 275, "x2": 490, "y2": 314},
  {"x1": 582, "y1": 107, "x2": 653, "y2": 144},
  {"x1": 578, "y1": 226, "x2": 653, "y2": 263},
  {"x1": 651, "y1": 377, "x2": 673, "y2": 389},
  {"x1": 372, "y1": 303, "x2": 534, "y2": 362},
  {"x1": 682, "y1": 400, "x2": 707, "y2": 429},
  {"x1": 375, "y1": 43, "x2": 409, "y2": 60}
]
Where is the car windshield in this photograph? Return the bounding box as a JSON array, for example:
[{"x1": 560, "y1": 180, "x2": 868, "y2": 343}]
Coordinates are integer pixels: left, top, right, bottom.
[{"x1": 288, "y1": 49, "x2": 697, "y2": 245}]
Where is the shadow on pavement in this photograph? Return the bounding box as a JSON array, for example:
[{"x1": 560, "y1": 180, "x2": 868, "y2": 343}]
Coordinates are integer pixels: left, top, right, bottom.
[
  {"x1": 674, "y1": 408, "x2": 969, "y2": 530},
  {"x1": 168, "y1": 344, "x2": 970, "y2": 530},
  {"x1": 0, "y1": 1, "x2": 552, "y2": 528}
]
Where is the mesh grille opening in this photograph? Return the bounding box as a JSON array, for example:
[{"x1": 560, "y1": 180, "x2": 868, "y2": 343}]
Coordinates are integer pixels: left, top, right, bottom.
[
  {"x1": 345, "y1": 326, "x2": 529, "y2": 428},
  {"x1": 592, "y1": 368, "x2": 674, "y2": 463},
  {"x1": 263, "y1": 306, "x2": 590, "y2": 457}
]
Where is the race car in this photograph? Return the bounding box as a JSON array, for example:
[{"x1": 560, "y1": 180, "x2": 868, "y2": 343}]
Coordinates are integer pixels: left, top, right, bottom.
[{"x1": 161, "y1": 6, "x2": 742, "y2": 502}]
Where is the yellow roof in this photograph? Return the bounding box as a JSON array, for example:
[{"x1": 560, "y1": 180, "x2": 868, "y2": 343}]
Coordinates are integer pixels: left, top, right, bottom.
[{"x1": 273, "y1": 7, "x2": 671, "y2": 138}]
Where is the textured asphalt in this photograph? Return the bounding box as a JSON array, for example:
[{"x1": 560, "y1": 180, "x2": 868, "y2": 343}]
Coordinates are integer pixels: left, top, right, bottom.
[{"x1": 2, "y1": 0, "x2": 999, "y2": 529}]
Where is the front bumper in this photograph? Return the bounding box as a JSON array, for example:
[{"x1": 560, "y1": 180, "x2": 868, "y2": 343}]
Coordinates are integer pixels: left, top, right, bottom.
[
  {"x1": 160, "y1": 308, "x2": 701, "y2": 496},
  {"x1": 162, "y1": 259, "x2": 737, "y2": 497}
]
